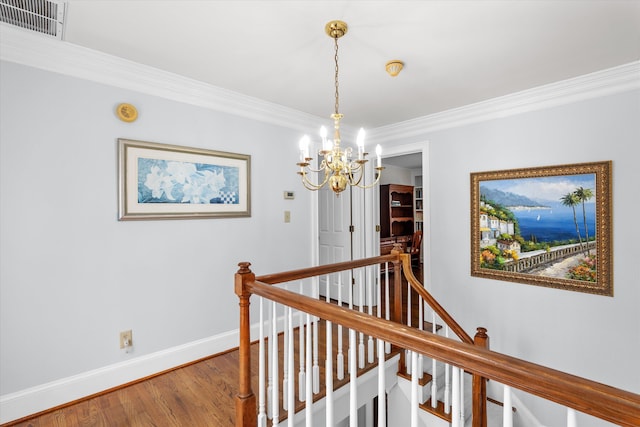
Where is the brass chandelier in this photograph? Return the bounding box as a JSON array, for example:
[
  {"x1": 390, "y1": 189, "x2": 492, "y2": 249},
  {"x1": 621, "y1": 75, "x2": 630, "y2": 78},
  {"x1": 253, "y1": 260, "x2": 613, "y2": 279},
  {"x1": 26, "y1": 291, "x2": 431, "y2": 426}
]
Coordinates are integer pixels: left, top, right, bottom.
[{"x1": 297, "y1": 20, "x2": 383, "y2": 194}]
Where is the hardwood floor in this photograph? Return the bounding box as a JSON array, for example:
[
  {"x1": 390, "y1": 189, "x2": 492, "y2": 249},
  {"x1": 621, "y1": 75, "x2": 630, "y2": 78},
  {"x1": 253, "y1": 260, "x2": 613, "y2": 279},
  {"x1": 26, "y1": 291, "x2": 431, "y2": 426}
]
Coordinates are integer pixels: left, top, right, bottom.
[
  {"x1": 5, "y1": 267, "x2": 422, "y2": 427},
  {"x1": 5, "y1": 349, "x2": 244, "y2": 426},
  {"x1": 6, "y1": 328, "x2": 396, "y2": 427}
]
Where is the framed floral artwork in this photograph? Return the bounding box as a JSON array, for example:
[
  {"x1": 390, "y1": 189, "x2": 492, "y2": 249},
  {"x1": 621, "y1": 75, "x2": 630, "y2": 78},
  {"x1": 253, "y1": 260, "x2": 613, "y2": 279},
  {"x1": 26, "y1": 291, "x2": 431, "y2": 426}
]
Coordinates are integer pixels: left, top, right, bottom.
[
  {"x1": 118, "y1": 139, "x2": 251, "y2": 220},
  {"x1": 470, "y1": 161, "x2": 612, "y2": 296}
]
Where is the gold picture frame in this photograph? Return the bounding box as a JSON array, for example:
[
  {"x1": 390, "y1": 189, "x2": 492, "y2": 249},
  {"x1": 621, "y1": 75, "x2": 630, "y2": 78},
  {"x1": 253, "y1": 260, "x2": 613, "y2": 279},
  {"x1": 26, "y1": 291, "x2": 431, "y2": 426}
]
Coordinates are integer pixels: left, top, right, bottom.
[
  {"x1": 470, "y1": 161, "x2": 612, "y2": 296},
  {"x1": 118, "y1": 139, "x2": 251, "y2": 220}
]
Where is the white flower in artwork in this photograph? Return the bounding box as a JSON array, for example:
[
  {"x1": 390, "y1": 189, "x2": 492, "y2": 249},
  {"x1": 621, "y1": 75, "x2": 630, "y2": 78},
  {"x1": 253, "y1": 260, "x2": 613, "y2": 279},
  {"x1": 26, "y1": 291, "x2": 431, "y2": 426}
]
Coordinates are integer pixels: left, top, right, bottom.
[
  {"x1": 180, "y1": 182, "x2": 202, "y2": 204},
  {"x1": 144, "y1": 165, "x2": 176, "y2": 200},
  {"x1": 200, "y1": 169, "x2": 226, "y2": 199},
  {"x1": 141, "y1": 159, "x2": 228, "y2": 204},
  {"x1": 165, "y1": 161, "x2": 197, "y2": 184},
  {"x1": 180, "y1": 169, "x2": 226, "y2": 204}
]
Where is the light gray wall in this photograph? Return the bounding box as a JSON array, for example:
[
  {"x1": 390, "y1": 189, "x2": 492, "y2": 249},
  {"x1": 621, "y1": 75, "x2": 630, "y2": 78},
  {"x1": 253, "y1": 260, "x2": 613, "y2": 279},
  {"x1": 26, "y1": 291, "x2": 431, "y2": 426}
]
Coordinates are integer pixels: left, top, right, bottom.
[
  {"x1": 419, "y1": 90, "x2": 639, "y2": 426},
  {"x1": 2, "y1": 57, "x2": 638, "y2": 425},
  {"x1": 0, "y1": 61, "x2": 312, "y2": 394},
  {"x1": 380, "y1": 163, "x2": 413, "y2": 186}
]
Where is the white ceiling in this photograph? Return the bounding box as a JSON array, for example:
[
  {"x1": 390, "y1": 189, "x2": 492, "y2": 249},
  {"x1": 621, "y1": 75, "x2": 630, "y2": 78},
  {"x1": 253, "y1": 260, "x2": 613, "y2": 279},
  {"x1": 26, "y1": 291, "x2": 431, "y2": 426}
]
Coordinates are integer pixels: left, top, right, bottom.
[{"x1": 59, "y1": 0, "x2": 640, "y2": 131}]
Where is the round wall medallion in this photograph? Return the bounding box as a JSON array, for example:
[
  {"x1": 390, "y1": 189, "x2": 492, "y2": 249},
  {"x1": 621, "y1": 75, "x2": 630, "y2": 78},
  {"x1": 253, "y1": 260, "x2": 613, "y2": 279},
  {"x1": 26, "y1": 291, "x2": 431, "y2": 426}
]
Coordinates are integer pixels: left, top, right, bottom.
[{"x1": 116, "y1": 103, "x2": 138, "y2": 122}]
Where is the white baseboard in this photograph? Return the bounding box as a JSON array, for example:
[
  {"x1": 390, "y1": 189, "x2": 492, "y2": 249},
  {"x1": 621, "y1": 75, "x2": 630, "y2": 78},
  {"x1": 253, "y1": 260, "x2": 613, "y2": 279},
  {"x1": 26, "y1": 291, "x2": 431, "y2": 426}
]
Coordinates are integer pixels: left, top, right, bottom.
[
  {"x1": 0, "y1": 329, "x2": 238, "y2": 424},
  {"x1": 0, "y1": 309, "x2": 303, "y2": 424}
]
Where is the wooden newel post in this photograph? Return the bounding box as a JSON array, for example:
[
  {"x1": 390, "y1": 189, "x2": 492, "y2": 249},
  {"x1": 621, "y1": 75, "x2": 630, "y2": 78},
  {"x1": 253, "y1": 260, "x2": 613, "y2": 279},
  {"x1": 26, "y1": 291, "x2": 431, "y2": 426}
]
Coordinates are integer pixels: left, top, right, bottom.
[
  {"x1": 235, "y1": 262, "x2": 257, "y2": 427},
  {"x1": 390, "y1": 247, "x2": 405, "y2": 373},
  {"x1": 472, "y1": 327, "x2": 489, "y2": 427}
]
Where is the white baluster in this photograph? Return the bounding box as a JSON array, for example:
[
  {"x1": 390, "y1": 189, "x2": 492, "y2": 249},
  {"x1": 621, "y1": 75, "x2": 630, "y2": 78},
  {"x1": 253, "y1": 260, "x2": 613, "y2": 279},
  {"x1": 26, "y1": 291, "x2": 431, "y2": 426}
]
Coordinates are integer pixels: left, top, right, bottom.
[
  {"x1": 376, "y1": 265, "x2": 382, "y2": 360},
  {"x1": 287, "y1": 307, "x2": 295, "y2": 427},
  {"x1": 349, "y1": 271, "x2": 354, "y2": 377},
  {"x1": 431, "y1": 311, "x2": 437, "y2": 409},
  {"x1": 326, "y1": 319, "x2": 334, "y2": 426},
  {"x1": 358, "y1": 269, "x2": 365, "y2": 369},
  {"x1": 503, "y1": 385, "x2": 513, "y2": 427},
  {"x1": 367, "y1": 267, "x2": 374, "y2": 364},
  {"x1": 377, "y1": 338, "x2": 386, "y2": 427},
  {"x1": 417, "y1": 297, "x2": 423, "y2": 378},
  {"x1": 411, "y1": 350, "x2": 419, "y2": 427},
  {"x1": 459, "y1": 367, "x2": 465, "y2": 425},
  {"x1": 337, "y1": 273, "x2": 345, "y2": 380},
  {"x1": 272, "y1": 301, "x2": 279, "y2": 426},
  {"x1": 452, "y1": 367, "x2": 461, "y2": 427},
  {"x1": 384, "y1": 265, "x2": 391, "y2": 353},
  {"x1": 377, "y1": 265, "x2": 382, "y2": 322},
  {"x1": 306, "y1": 313, "x2": 313, "y2": 427},
  {"x1": 282, "y1": 290, "x2": 288, "y2": 411},
  {"x1": 567, "y1": 408, "x2": 577, "y2": 427},
  {"x1": 267, "y1": 299, "x2": 273, "y2": 419},
  {"x1": 313, "y1": 278, "x2": 320, "y2": 394},
  {"x1": 325, "y1": 273, "x2": 334, "y2": 425},
  {"x1": 444, "y1": 327, "x2": 451, "y2": 414},
  {"x1": 258, "y1": 297, "x2": 267, "y2": 427},
  {"x1": 349, "y1": 328, "x2": 358, "y2": 427},
  {"x1": 299, "y1": 282, "x2": 306, "y2": 402}
]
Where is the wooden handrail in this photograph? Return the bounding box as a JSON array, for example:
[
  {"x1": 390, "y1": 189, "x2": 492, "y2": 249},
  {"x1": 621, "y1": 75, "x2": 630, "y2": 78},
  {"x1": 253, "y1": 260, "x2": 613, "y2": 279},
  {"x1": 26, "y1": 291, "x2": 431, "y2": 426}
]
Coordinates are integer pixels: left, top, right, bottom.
[
  {"x1": 244, "y1": 276, "x2": 640, "y2": 426},
  {"x1": 400, "y1": 253, "x2": 485, "y2": 425},
  {"x1": 400, "y1": 254, "x2": 473, "y2": 344},
  {"x1": 255, "y1": 254, "x2": 398, "y2": 284}
]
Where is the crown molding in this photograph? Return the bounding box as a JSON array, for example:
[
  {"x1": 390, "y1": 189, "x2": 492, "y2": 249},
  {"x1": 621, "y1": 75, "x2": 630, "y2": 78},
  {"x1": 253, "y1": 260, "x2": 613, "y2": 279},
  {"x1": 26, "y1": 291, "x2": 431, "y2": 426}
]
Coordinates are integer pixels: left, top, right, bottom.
[
  {"x1": 0, "y1": 25, "x2": 322, "y2": 132},
  {"x1": 2, "y1": 25, "x2": 638, "y2": 142},
  {"x1": 368, "y1": 61, "x2": 640, "y2": 144}
]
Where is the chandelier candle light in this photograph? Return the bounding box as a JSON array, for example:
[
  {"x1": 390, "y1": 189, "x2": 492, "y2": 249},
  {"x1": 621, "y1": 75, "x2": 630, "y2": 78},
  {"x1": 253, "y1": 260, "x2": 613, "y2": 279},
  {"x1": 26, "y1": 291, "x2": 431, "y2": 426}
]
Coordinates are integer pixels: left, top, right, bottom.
[{"x1": 297, "y1": 20, "x2": 383, "y2": 194}]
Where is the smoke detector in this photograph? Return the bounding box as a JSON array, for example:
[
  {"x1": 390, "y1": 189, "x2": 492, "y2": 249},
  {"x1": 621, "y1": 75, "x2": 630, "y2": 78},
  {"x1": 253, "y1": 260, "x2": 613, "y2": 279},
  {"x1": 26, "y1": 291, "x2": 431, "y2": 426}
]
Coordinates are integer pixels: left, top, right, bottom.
[{"x1": 0, "y1": 0, "x2": 66, "y2": 39}]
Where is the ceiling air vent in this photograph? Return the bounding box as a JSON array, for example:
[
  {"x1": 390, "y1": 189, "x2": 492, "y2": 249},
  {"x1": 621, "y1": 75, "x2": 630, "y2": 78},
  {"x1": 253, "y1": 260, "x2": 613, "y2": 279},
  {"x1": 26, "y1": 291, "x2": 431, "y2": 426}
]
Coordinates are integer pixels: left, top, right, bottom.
[{"x1": 0, "y1": 0, "x2": 66, "y2": 39}]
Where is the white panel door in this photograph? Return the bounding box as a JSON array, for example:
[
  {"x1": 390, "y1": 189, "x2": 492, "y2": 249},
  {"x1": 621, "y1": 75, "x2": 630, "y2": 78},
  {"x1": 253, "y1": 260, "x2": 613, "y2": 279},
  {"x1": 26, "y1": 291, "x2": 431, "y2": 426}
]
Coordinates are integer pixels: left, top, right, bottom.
[{"x1": 318, "y1": 185, "x2": 352, "y2": 301}]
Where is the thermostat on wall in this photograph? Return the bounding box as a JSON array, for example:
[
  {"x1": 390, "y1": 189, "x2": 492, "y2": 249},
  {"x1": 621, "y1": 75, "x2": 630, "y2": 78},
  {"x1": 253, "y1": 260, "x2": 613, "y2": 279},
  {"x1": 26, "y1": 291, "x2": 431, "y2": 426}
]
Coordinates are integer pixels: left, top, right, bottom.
[{"x1": 284, "y1": 191, "x2": 295, "y2": 200}]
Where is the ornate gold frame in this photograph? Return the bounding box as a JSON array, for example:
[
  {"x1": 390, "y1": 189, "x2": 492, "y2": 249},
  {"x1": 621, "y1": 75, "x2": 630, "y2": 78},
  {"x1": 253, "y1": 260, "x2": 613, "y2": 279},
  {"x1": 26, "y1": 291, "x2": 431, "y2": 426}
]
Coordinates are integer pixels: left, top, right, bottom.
[{"x1": 470, "y1": 161, "x2": 612, "y2": 296}]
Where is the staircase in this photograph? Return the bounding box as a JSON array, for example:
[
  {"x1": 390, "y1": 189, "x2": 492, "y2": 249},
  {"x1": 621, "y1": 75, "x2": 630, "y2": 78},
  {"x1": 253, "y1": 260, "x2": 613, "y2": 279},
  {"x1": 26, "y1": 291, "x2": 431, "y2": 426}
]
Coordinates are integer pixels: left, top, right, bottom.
[
  {"x1": 235, "y1": 254, "x2": 640, "y2": 427},
  {"x1": 393, "y1": 346, "x2": 518, "y2": 426}
]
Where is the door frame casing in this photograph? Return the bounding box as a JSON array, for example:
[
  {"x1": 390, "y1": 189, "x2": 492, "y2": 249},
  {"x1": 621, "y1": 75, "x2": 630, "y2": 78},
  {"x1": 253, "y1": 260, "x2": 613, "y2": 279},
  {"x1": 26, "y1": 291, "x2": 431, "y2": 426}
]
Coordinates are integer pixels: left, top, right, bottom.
[{"x1": 378, "y1": 142, "x2": 430, "y2": 291}]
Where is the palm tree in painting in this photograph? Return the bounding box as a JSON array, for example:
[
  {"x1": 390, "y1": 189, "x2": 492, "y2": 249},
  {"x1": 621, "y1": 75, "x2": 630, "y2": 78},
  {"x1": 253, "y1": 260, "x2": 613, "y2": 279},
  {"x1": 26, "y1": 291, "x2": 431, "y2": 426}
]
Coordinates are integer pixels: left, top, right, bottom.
[
  {"x1": 560, "y1": 192, "x2": 584, "y2": 251},
  {"x1": 574, "y1": 186, "x2": 594, "y2": 255}
]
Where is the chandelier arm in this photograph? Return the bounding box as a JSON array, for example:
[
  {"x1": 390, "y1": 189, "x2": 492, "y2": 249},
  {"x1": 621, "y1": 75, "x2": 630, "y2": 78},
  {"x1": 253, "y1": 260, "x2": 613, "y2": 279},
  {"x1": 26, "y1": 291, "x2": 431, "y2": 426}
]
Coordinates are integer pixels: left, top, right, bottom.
[
  {"x1": 304, "y1": 160, "x2": 329, "y2": 174},
  {"x1": 346, "y1": 161, "x2": 366, "y2": 186},
  {"x1": 352, "y1": 168, "x2": 384, "y2": 189},
  {"x1": 300, "y1": 168, "x2": 331, "y2": 190},
  {"x1": 345, "y1": 164, "x2": 363, "y2": 187}
]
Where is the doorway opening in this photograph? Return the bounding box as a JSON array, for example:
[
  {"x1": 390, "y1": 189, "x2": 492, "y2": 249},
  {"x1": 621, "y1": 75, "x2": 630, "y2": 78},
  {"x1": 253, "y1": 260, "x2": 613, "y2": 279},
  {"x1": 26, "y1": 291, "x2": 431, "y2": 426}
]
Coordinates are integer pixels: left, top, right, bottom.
[{"x1": 379, "y1": 152, "x2": 424, "y2": 268}]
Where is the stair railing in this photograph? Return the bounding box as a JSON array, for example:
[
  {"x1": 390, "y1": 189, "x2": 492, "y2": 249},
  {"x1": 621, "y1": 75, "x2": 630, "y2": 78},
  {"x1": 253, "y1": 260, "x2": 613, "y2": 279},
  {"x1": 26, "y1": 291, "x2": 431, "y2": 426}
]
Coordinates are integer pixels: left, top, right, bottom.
[
  {"x1": 398, "y1": 251, "x2": 491, "y2": 426},
  {"x1": 239, "y1": 254, "x2": 401, "y2": 427},
  {"x1": 235, "y1": 254, "x2": 640, "y2": 427}
]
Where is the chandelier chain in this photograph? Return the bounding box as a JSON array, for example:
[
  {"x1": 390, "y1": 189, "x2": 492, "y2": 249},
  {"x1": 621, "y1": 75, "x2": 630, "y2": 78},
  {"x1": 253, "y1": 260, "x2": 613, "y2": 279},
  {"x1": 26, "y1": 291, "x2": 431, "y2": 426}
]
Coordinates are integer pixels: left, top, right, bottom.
[
  {"x1": 334, "y1": 36, "x2": 340, "y2": 116},
  {"x1": 296, "y1": 20, "x2": 383, "y2": 194}
]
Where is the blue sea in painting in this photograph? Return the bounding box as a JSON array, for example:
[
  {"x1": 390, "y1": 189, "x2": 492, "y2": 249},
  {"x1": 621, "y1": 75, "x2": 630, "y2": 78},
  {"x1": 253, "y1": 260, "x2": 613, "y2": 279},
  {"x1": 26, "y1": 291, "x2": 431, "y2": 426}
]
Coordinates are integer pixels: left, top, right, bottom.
[
  {"x1": 513, "y1": 202, "x2": 596, "y2": 243},
  {"x1": 137, "y1": 158, "x2": 240, "y2": 204}
]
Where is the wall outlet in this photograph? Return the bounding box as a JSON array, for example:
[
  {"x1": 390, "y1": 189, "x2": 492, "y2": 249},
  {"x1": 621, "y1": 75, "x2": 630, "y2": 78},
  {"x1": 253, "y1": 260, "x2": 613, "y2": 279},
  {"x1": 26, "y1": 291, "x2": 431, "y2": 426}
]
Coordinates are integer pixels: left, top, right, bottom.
[
  {"x1": 119, "y1": 330, "x2": 133, "y2": 349},
  {"x1": 284, "y1": 210, "x2": 291, "y2": 223}
]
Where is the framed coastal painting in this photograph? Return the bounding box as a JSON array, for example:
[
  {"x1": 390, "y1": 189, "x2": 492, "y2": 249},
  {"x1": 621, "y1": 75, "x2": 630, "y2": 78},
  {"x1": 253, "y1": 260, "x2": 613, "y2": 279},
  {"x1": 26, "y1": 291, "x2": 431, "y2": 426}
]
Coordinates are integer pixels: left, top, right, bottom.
[
  {"x1": 118, "y1": 139, "x2": 251, "y2": 220},
  {"x1": 470, "y1": 161, "x2": 612, "y2": 296}
]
